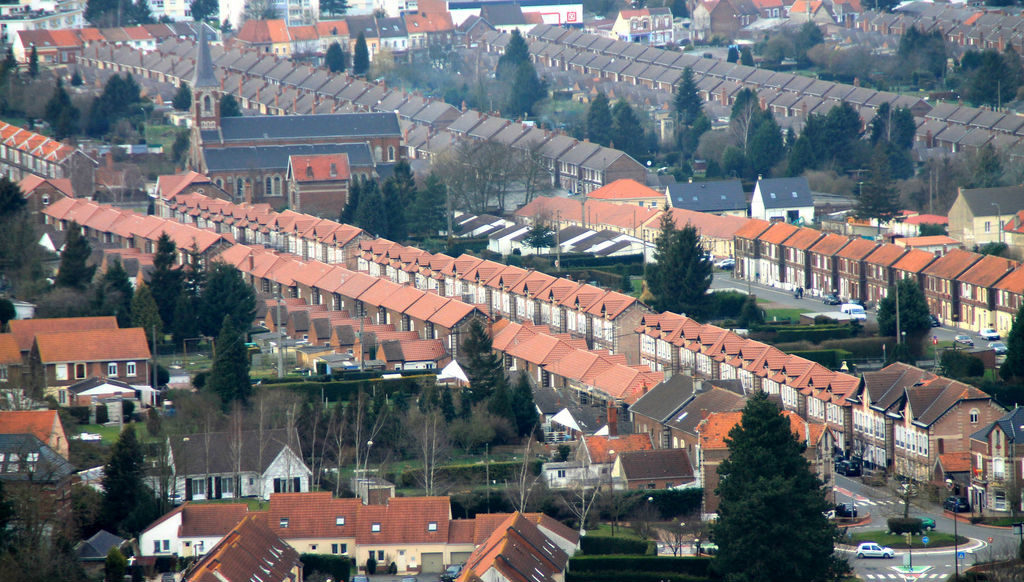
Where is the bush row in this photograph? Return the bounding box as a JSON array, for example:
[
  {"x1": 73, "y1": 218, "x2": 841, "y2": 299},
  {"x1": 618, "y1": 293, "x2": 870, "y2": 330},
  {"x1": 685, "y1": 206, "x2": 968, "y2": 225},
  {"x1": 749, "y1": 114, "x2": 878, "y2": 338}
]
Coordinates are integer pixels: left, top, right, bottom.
[
  {"x1": 299, "y1": 554, "x2": 351, "y2": 582},
  {"x1": 267, "y1": 376, "x2": 430, "y2": 402},
  {"x1": 570, "y1": 556, "x2": 716, "y2": 578},
  {"x1": 66, "y1": 405, "x2": 109, "y2": 425},
  {"x1": 751, "y1": 324, "x2": 853, "y2": 344},
  {"x1": 387, "y1": 460, "x2": 543, "y2": 488},
  {"x1": 567, "y1": 572, "x2": 713, "y2": 582},
  {"x1": 579, "y1": 537, "x2": 651, "y2": 556}
]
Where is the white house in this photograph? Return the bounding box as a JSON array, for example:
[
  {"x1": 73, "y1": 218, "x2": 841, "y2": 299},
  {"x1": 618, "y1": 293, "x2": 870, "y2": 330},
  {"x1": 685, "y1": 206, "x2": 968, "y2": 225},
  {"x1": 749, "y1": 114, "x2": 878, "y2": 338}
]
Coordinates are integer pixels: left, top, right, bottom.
[
  {"x1": 750, "y1": 176, "x2": 814, "y2": 224},
  {"x1": 139, "y1": 502, "x2": 250, "y2": 558},
  {"x1": 165, "y1": 429, "x2": 311, "y2": 502}
]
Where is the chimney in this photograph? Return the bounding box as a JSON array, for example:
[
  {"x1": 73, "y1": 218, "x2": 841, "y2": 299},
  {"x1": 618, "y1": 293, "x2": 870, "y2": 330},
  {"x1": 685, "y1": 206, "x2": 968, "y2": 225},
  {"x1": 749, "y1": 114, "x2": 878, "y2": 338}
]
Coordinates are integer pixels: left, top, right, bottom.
[
  {"x1": 238, "y1": 77, "x2": 243, "y2": 95},
  {"x1": 220, "y1": 76, "x2": 225, "y2": 91},
  {"x1": 606, "y1": 404, "x2": 618, "y2": 436},
  {"x1": 330, "y1": 162, "x2": 337, "y2": 177},
  {"x1": 105, "y1": 151, "x2": 114, "y2": 169},
  {"x1": 248, "y1": 251, "x2": 255, "y2": 272},
  {"x1": 700, "y1": 408, "x2": 709, "y2": 420}
]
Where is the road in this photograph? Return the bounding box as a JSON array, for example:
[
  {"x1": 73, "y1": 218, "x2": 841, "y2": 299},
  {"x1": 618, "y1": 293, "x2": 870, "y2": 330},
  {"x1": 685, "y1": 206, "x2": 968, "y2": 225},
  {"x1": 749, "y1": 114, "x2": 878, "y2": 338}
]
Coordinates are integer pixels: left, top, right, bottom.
[
  {"x1": 709, "y1": 272, "x2": 1003, "y2": 352},
  {"x1": 831, "y1": 474, "x2": 1019, "y2": 580}
]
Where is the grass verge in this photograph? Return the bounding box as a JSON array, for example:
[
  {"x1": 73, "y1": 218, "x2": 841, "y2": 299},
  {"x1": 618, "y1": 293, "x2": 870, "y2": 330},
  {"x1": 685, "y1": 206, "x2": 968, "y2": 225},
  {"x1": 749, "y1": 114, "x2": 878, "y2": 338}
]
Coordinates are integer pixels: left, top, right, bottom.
[{"x1": 848, "y1": 530, "x2": 967, "y2": 549}]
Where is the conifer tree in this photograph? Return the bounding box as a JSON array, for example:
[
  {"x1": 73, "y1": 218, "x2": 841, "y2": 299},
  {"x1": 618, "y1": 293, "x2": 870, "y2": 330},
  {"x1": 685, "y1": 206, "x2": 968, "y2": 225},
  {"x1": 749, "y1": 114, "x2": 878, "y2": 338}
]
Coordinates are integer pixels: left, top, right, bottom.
[
  {"x1": 645, "y1": 209, "x2": 712, "y2": 319},
  {"x1": 130, "y1": 284, "x2": 162, "y2": 346},
  {"x1": 511, "y1": 373, "x2": 539, "y2": 437},
  {"x1": 56, "y1": 221, "x2": 96, "y2": 290},
  {"x1": 148, "y1": 233, "x2": 183, "y2": 328},
  {"x1": 586, "y1": 92, "x2": 613, "y2": 147},
  {"x1": 460, "y1": 319, "x2": 506, "y2": 407},
  {"x1": 325, "y1": 41, "x2": 347, "y2": 73},
  {"x1": 101, "y1": 426, "x2": 157, "y2": 536},
  {"x1": 353, "y1": 32, "x2": 369, "y2": 76},
  {"x1": 172, "y1": 83, "x2": 192, "y2": 111},
  {"x1": 1001, "y1": 302, "x2": 1024, "y2": 382},
  {"x1": 93, "y1": 259, "x2": 134, "y2": 327},
  {"x1": 208, "y1": 315, "x2": 251, "y2": 408}
]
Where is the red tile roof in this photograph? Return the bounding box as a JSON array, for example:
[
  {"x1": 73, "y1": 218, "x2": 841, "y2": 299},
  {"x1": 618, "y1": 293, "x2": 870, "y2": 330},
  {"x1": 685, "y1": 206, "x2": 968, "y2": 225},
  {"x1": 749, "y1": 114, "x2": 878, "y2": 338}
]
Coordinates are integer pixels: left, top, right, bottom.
[
  {"x1": 780, "y1": 227, "x2": 824, "y2": 250},
  {"x1": 586, "y1": 179, "x2": 663, "y2": 200},
  {"x1": 33, "y1": 327, "x2": 151, "y2": 363},
  {"x1": 0, "y1": 334, "x2": 20, "y2": 365},
  {"x1": 267, "y1": 492, "x2": 360, "y2": 539},
  {"x1": 733, "y1": 218, "x2": 772, "y2": 240},
  {"x1": 939, "y1": 451, "x2": 971, "y2": 473},
  {"x1": 892, "y1": 248, "x2": 936, "y2": 274},
  {"x1": 289, "y1": 153, "x2": 350, "y2": 183},
  {"x1": 8, "y1": 316, "x2": 118, "y2": 353},
  {"x1": 759, "y1": 222, "x2": 799, "y2": 245},
  {"x1": 698, "y1": 410, "x2": 826, "y2": 449},
  {"x1": 957, "y1": 255, "x2": 1018, "y2": 287},
  {"x1": 583, "y1": 434, "x2": 653, "y2": 464},
  {"x1": 458, "y1": 513, "x2": 569, "y2": 582},
  {"x1": 354, "y1": 496, "x2": 452, "y2": 545},
  {"x1": 864, "y1": 243, "x2": 907, "y2": 267},
  {"x1": 180, "y1": 503, "x2": 251, "y2": 537},
  {"x1": 922, "y1": 248, "x2": 982, "y2": 280},
  {"x1": 836, "y1": 237, "x2": 877, "y2": 260},
  {"x1": 184, "y1": 514, "x2": 300, "y2": 582},
  {"x1": 808, "y1": 233, "x2": 850, "y2": 256}
]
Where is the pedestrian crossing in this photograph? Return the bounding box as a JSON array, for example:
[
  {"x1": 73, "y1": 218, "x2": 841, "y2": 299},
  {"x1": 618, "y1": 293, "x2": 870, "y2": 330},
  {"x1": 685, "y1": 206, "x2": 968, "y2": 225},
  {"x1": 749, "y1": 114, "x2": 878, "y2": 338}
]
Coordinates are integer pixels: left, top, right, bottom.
[
  {"x1": 855, "y1": 499, "x2": 897, "y2": 506},
  {"x1": 863, "y1": 573, "x2": 947, "y2": 579}
]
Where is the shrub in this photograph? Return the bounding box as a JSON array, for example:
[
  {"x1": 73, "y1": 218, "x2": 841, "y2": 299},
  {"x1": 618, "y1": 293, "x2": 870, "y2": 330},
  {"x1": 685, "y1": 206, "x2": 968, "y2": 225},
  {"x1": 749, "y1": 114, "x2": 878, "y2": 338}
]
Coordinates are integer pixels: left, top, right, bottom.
[
  {"x1": 708, "y1": 291, "x2": 747, "y2": 319},
  {"x1": 820, "y1": 336, "x2": 894, "y2": 359},
  {"x1": 569, "y1": 556, "x2": 715, "y2": 578},
  {"x1": 67, "y1": 406, "x2": 90, "y2": 425},
  {"x1": 300, "y1": 554, "x2": 351, "y2": 582},
  {"x1": 366, "y1": 556, "x2": 377, "y2": 575},
  {"x1": 941, "y1": 350, "x2": 984, "y2": 380},
  {"x1": 580, "y1": 537, "x2": 651, "y2": 555},
  {"x1": 887, "y1": 517, "x2": 923, "y2": 535}
]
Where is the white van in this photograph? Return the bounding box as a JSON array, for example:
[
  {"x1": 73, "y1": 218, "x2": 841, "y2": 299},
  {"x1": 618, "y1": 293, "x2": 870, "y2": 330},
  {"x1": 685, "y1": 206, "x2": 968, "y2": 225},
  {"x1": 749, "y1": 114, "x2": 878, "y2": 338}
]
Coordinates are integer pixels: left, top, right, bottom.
[{"x1": 840, "y1": 304, "x2": 867, "y2": 321}]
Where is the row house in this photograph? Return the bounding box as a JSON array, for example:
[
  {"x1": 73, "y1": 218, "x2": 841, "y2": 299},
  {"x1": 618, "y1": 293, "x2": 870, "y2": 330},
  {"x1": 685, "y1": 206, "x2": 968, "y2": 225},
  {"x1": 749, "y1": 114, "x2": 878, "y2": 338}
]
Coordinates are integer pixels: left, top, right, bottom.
[
  {"x1": 781, "y1": 227, "x2": 825, "y2": 293},
  {"x1": 970, "y1": 408, "x2": 1024, "y2": 515},
  {"x1": 993, "y1": 266, "x2": 1024, "y2": 336},
  {"x1": 957, "y1": 255, "x2": 1017, "y2": 334},
  {"x1": 835, "y1": 238, "x2": 878, "y2": 303},
  {"x1": 807, "y1": 233, "x2": 850, "y2": 297},
  {"x1": 863, "y1": 243, "x2": 907, "y2": 305},
  {"x1": 849, "y1": 362, "x2": 1005, "y2": 481},
  {"x1": 0, "y1": 121, "x2": 97, "y2": 196},
  {"x1": 733, "y1": 219, "x2": 771, "y2": 282},
  {"x1": 757, "y1": 222, "x2": 799, "y2": 289},
  {"x1": 921, "y1": 249, "x2": 981, "y2": 326}
]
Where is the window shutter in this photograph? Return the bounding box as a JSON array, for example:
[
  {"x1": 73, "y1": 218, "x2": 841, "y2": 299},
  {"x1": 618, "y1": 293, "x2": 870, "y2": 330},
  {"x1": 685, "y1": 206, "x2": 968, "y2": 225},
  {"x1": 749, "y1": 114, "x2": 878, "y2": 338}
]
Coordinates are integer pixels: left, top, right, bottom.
[
  {"x1": 294, "y1": 477, "x2": 301, "y2": 492},
  {"x1": 185, "y1": 479, "x2": 192, "y2": 501}
]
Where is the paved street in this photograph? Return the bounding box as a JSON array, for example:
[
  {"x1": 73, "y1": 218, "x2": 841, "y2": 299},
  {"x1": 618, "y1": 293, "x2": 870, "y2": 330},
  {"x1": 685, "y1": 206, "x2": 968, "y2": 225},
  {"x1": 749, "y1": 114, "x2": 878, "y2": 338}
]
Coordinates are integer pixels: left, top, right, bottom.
[{"x1": 832, "y1": 475, "x2": 1019, "y2": 580}]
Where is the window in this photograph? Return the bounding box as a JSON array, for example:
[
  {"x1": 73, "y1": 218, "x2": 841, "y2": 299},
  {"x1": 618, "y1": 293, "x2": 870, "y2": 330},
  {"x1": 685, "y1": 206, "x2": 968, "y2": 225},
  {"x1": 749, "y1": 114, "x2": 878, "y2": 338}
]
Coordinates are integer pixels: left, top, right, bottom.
[
  {"x1": 153, "y1": 541, "x2": 161, "y2": 554},
  {"x1": 56, "y1": 364, "x2": 68, "y2": 381},
  {"x1": 0, "y1": 365, "x2": 6, "y2": 382},
  {"x1": 74, "y1": 363, "x2": 86, "y2": 379},
  {"x1": 336, "y1": 516, "x2": 345, "y2": 526},
  {"x1": 266, "y1": 177, "x2": 272, "y2": 195},
  {"x1": 203, "y1": 94, "x2": 212, "y2": 114},
  {"x1": 377, "y1": 551, "x2": 385, "y2": 560},
  {"x1": 371, "y1": 523, "x2": 381, "y2": 532},
  {"x1": 428, "y1": 522, "x2": 438, "y2": 531},
  {"x1": 388, "y1": 146, "x2": 395, "y2": 161},
  {"x1": 985, "y1": 221, "x2": 991, "y2": 233},
  {"x1": 280, "y1": 518, "x2": 289, "y2": 528},
  {"x1": 193, "y1": 478, "x2": 206, "y2": 496},
  {"x1": 223, "y1": 476, "x2": 233, "y2": 494},
  {"x1": 107, "y1": 362, "x2": 118, "y2": 377},
  {"x1": 127, "y1": 362, "x2": 136, "y2": 376},
  {"x1": 556, "y1": 469, "x2": 567, "y2": 478},
  {"x1": 310, "y1": 545, "x2": 317, "y2": 551},
  {"x1": 970, "y1": 409, "x2": 980, "y2": 423},
  {"x1": 332, "y1": 543, "x2": 348, "y2": 554},
  {"x1": 42, "y1": 194, "x2": 49, "y2": 205},
  {"x1": 162, "y1": 540, "x2": 170, "y2": 552}
]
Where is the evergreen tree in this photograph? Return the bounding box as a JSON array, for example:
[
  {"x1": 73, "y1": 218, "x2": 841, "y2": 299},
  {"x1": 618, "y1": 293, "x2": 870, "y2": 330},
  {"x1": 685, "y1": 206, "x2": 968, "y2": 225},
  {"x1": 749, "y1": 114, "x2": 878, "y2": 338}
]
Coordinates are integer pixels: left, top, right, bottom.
[
  {"x1": 612, "y1": 99, "x2": 644, "y2": 158},
  {"x1": 727, "y1": 46, "x2": 739, "y2": 63},
  {"x1": 353, "y1": 32, "x2": 370, "y2": 76},
  {"x1": 855, "y1": 144, "x2": 901, "y2": 232},
  {"x1": 787, "y1": 134, "x2": 815, "y2": 176},
  {"x1": 646, "y1": 210, "x2": 713, "y2": 319},
  {"x1": 87, "y1": 74, "x2": 145, "y2": 137},
  {"x1": 354, "y1": 179, "x2": 388, "y2": 236},
  {"x1": 172, "y1": 83, "x2": 192, "y2": 110},
  {"x1": 409, "y1": 173, "x2": 446, "y2": 236},
  {"x1": 101, "y1": 426, "x2": 157, "y2": 536},
  {"x1": 674, "y1": 67, "x2": 703, "y2": 127},
  {"x1": 970, "y1": 143, "x2": 1004, "y2": 188},
  {"x1": 44, "y1": 78, "x2": 80, "y2": 140},
  {"x1": 131, "y1": 0, "x2": 154, "y2": 24},
  {"x1": 148, "y1": 233, "x2": 183, "y2": 328},
  {"x1": 105, "y1": 548, "x2": 127, "y2": 582},
  {"x1": 747, "y1": 113, "x2": 783, "y2": 178},
  {"x1": 382, "y1": 176, "x2": 408, "y2": 241},
  {"x1": 497, "y1": 29, "x2": 530, "y2": 80},
  {"x1": 0, "y1": 176, "x2": 26, "y2": 219},
  {"x1": 877, "y1": 277, "x2": 932, "y2": 356},
  {"x1": 714, "y1": 392, "x2": 845, "y2": 582},
  {"x1": 130, "y1": 284, "x2": 162, "y2": 346},
  {"x1": 325, "y1": 41, "x2": 347, "y2": 73},
  {"x1": 440, "y1": 386, "x2": 456, "y2": 423},
  {"x1": 320, "y1": 0, "x2": 348, "y2": 16},
  {"x1": 190, "y1": 0, "x2": 217, "y2": 21},
  {"x1": 0, "y1": 298, "x2": 14, "y2": 332},
  {"x1": 511, "y1": 373, "x2": 538, "y2": 437},
  {"x1": 56, "y1": 221, "x2": 96, "y2": 290},
  {"x1": 488, "y1": 379, "x2": 514, "y2": 419},
  {"x1": 1000, "y1": 302, "x2": 1024, "y2": 382},
  {"x1": 460, "y1": 318, "x2": 507, "y2": 406},
  {"x1": 1, "y1": 47, "x2": 15, "y2": 79},
  {"x1": 208, "y1": 316, "x2": 251, "y2": 407},
  {"x1": 506, "y1": 61, "x2": 545, "y2": 117},
  {"x1": 586, "y1": 92, "x2": 613, "y2": 147},
  {"x1": 740, "y1": 46, "x2": 754, "y2": 66},
  {"x1": 340, "y1": 177, "x2": 362, "y2": 225},
  {"x1": 198, "y1": 262, "x2": 255, "y2": 337},
  {"x1": 171, "y1": 293, "x2": 198, "y2": 345},
  {"x1": 524, "y1": 222, "x2": 555, "y2": 251},
  {"x1": 28, "y1": 46, "x2": 38, "y2": 78},
  {"x1": 93, "y1": 259, "x2": 134, "y2": 327},
  {"x1": 220, "y1": 94, "x2": 241, "y2": 117}
]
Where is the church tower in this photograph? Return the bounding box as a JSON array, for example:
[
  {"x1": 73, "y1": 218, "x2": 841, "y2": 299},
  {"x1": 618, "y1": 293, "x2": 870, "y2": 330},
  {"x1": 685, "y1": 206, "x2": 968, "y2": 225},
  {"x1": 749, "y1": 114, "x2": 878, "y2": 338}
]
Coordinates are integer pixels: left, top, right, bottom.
[{"x1": 192, "y1": 26, "x2": 220, "y2": 132}]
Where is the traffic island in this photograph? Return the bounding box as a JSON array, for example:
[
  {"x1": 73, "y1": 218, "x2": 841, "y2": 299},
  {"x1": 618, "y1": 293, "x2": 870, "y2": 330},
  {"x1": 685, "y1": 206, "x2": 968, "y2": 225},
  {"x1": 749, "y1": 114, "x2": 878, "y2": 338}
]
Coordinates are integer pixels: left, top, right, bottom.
[{"x1": 846, "y1": 531, "x2": 968, "y2": 549}]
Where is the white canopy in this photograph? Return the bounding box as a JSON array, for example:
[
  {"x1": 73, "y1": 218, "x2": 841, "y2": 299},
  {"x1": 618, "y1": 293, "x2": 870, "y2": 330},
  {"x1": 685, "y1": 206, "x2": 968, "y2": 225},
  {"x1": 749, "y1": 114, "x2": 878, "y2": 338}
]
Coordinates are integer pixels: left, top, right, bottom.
[
  {"x1": 594, "y1": 425, "x2": 610, "y2": 436},
  {"x1": 550, "y1": 408, "x2": 582, "y2": 432},
  {"x1": 436, "y1": 360, "x2": 468, "y2": 383}
]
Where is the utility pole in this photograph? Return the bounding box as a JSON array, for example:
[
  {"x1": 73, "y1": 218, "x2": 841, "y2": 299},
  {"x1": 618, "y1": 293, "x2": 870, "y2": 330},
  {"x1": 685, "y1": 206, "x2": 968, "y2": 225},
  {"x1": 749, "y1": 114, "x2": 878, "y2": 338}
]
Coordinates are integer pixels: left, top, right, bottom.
[
  {"x1": 895, "y1": 279, "x2": 901, "y2": 344},
  {"x1": 554, "y1": 210, "x2": 561, "y2": 271},
  {"x1": 277, "y1": 295, "x2": 284, "y2": 379}
]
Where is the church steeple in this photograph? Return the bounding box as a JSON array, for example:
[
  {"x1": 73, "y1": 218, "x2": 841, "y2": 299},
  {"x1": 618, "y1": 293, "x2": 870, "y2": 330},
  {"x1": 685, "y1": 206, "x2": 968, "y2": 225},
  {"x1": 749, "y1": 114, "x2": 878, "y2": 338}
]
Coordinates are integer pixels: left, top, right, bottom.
[{"x1": 192, "y1": 25, "x2": 220, "y2": 131}]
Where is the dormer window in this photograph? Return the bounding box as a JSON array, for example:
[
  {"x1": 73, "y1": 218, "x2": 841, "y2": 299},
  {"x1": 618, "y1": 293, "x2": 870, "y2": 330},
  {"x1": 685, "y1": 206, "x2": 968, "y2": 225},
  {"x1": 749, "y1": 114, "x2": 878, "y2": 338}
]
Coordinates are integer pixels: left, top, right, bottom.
[
  {"x1": 371, "y1": 523, "x2": 381, "y2": 532},
  {"x1": 428, "y1": 522, "x2": 438, "y2": 531},
  {"x1": 336, "y1": 516, "x2": 345, "y2": 526},
  {"x1": 280, "y1": 518, "x2": 289, "y2": 528}
]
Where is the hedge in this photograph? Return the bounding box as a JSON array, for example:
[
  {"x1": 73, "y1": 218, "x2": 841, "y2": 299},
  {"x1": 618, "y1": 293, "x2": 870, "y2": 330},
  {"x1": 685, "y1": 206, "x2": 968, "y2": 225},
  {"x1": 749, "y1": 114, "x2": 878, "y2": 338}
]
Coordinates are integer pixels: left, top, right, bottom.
[
  {"x1": 773, "y1": 325, "x2": 852, "y2": 344},
  {"x1": 579, "y1": 537, "x2": 651, "y2": 555},
  {"x1": 887, "y1": 517, "x2": 924, "y2": 535},
  {"x1": 389, "y1": 460, "x2": 542, "y2": 487},
  {"x1": 785, "y1": 349, "x2": 853, "y2": 369},
  {"x1": 707, "y1": 291, "x2": 747, "y2": 319},
  {"x1": 567, "y1": 572, "x2": 712, "y2": 582},
  {"x1": 570, "y1": 556, "x2": 715, "y2": 578},
  {"x1": 300, "y1": 554, "x2": 351, "y2": 581},
  {"x1": 819, "y1": 336, "x2": 894, "y2": 359},
  {"x1": 269, "y1": 375, "x2": 431, "y2": 402}
]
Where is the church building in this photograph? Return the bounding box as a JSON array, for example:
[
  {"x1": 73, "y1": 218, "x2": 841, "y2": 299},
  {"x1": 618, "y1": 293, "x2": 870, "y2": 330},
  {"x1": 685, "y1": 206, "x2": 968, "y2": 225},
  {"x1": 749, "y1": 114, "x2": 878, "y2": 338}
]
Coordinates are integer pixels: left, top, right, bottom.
[{"x1": 187, "y1": 28, "x2": 403, "y2": 211}]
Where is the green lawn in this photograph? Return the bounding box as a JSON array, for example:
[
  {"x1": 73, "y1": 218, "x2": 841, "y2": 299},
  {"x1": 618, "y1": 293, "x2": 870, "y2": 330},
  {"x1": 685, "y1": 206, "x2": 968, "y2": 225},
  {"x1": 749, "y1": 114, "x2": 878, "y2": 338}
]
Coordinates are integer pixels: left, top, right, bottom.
[
  {"x1": 765, "y1": 307, "x2": 806, "y2": 323},
  {"x1": 848, "y1": 530, "x2": 967, "y2": 549},
  {"x1": 77, "y1": 421, "x2": 162, "y2": 444},
  {"x1": 191, "y1": 498, "x2": 268, "y2": 511},
  {"x1": 145, "y1": 124, "x2": 186, "y2": 150},
  {"x1": 585, "y1": 523, "x2": 645, "y2": 540}
]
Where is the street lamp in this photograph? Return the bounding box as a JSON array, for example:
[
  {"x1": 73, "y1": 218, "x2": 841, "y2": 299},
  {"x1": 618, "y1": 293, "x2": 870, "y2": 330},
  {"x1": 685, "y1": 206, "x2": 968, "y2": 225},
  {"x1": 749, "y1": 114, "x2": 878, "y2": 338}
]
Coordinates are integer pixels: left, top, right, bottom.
[
  {"x1": 946, "y1": 478, "x2": 959, "y2": 581},
  {"x1": 992, "y1": 202, "x2": 1003, "y2": 245}
]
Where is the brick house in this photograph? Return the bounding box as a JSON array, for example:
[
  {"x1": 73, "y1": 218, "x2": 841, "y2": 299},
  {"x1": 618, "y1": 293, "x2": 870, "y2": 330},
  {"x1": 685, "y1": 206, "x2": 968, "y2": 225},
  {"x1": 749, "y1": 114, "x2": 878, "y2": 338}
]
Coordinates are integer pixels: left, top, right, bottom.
[
  {"x1": 733, "y1": 219, "x2": 772, "y2": 283},
  {"x1": 955, "y1": 255, "x2": 1017, "y2": 333},
  {"x1": 29, "y1": 327, "x2": 151, "y2": 404},
  {"x1": 577, "y1": 434, "x2": 654, "y2": 486},
  {"x1": 0, "y1": 409, "x2": 69, "y2": 460},
  {"x1": 756, "y1": 222, "x2": 799, "y2": 289},
  {"x1": 611, "y1": 449, "x2": 695, "y2": 490},
  {"x1": 891, "y1": 248, "x2": 937, "y2": 288},
  {"x1": 780, "y1": 227, "x2": 825, "y2": 293},
  {"x1": 920, "y1": 249, "x2": 982, "y2": 326},
  {"x1": 835, "y1": 237, "x2": 878, "y2": 303},
  {"x1": 993, "y1": 265, "x2": 1024, "y2": 336},
  {"x1": 969, "y1": 408, "x2": 1024, "y2": 515},
  {"x1": 807, "y1": 233, "x2": 851, "y2": 298},
  {"x1": 285, "y1": 153, "x2": 351, "y2": 218},
  {"x1": 181, "y1": 514, "x2": 302, "y2": 582},
  {"x1": 863, "y1": 243, "x2": 907, "y2": 305}
]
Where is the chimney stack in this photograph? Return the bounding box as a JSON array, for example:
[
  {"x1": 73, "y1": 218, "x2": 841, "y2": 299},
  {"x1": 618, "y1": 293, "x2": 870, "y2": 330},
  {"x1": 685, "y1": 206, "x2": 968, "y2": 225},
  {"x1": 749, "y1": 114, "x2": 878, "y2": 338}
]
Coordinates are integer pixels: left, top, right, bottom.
[{"x1": 606, "y1": 404, "x2": 618, "y2": 436}]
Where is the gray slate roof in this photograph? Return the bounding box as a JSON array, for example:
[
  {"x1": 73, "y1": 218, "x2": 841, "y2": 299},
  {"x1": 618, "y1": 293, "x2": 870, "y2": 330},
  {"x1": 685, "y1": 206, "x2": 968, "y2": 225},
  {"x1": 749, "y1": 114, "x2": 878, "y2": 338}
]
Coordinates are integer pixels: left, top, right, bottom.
[
  {"x1": 76, "y1": 530, "x2": 125, "y2": 561},
  {"x1": 756, "y1": 176, "x2": 813, "y2": 209},
  {"x1": 203, "y1": 112, "x2": 400, "y2": 143},
  {"x1": 629, "y1": 374, "x2": 695, "y2": 423},
  {"x1": 0, "y1": 434, "x2": 74, "y2": 483},
  {"x1": 192, "y1": 26, "x2": 218, "y2": 89},
  {"x1": 169, "y1": 429, "x2": 301, "y2": 476},
  {"x1": 958, "y1": 185, "x2": 1024, "y2": 217},
  {"x1": 203, "y1": 142, "x2": 374, "y2": 172},
  {"x1": 972, "y1": 406, "x2": 1024, "y2": 442},
  {"x1": 667, "y1": 179, "x2": 746, "y2": 213}
]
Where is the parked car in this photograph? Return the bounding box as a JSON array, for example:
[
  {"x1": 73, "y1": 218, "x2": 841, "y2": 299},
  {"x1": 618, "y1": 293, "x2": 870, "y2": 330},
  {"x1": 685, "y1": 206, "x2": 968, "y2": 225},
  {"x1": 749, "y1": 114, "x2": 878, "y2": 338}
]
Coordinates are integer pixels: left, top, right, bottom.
[
  {"x1": 980, "y1": 328, "x2": 1001, "y2": 340},
  {"x1": 835, "y1": 458, "x2": 862, "y2": 477},
  {"x1": 989, "y1": 341, "x2": 1008, "y2": 355},
  {"x1": 400, "y1": 577, "x2": 418, "y2": 582},
  {"x1": 715, "y1": 258, "x2": 735, "y2": 270},
  {"x1": 919, "y1": 517, "x2": 936, "y2": 531},
  {"x1": 352, "y1": 577, "x2": 369, "y2": 582},
  {"x1": 929, "y1": 314, "x2": 941, "y2": 327},
  {"x1": 834, "y1": 503, "x2": 858, "y2": 518},
  {"x1": 441, "y1": 564, "x2": 464, "y2": 582},
  {"x1": 823, "y1": 294, "x2": 842, "y2": 305},
  {"x1": 954, "y1": 335, "x2": 974, "y2": 347},
  {"x1": 856, "y1": 542, "x2": 895, "y2": 559},
  {"x1": 944, "y1": 496, "x2": 971, "y2": 513},
  {"x1": 840, "y1": 303, "x2": 867, "y2": 321}
]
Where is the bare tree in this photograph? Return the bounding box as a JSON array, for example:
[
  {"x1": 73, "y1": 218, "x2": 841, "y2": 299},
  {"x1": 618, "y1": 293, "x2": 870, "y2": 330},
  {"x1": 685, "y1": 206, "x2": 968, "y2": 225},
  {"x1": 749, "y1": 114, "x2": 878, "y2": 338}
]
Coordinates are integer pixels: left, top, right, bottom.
[
  {"x1": 226, "y1": 402, "x2": 244, "y2": 498},
  {"x1": 410, "y1": 408, "x2": 451, "y2": 496},
  {"x1": 506, "y1": 436, "x2": 540, "y2": 512},
  {"x1": 890, "y1": 477, "x2": 920, "y2": 518},
  {"x1": 432, "y1": 140, "x2": 526, "y2": 215},
  {"x1": 517, "y1": 142, "x2": 554, "y2": 205},
  {"x1": 562, "y1": 482, "x2": 601, "y2": 535}
]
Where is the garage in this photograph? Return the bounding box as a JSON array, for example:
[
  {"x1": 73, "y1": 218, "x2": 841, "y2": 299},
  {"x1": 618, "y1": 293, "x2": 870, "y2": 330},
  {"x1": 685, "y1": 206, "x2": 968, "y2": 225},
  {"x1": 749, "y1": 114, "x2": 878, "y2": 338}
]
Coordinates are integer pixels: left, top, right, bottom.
[
  {"x1": 421, "y1": 552, "x2": 443, "y2": 572},
  {"x1": 450, "y1": 551, "x2": 472, "y2": 565}
]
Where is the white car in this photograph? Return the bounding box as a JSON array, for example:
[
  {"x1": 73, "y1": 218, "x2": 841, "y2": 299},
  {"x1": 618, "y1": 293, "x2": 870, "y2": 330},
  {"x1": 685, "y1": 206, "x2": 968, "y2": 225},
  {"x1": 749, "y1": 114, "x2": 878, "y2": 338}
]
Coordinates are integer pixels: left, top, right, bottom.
[
  {"x1": 980, "y1": 328, "x2": 1000, "y2": 341},
  {"x1": 856, "y1": 542, "x2": 895, "y2": 559}
]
